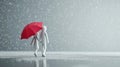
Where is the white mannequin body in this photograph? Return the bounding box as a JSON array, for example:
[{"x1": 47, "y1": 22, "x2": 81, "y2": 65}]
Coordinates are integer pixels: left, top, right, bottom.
[{"x1": 31, "y1": 25, "x2": 49, "y2": 57}]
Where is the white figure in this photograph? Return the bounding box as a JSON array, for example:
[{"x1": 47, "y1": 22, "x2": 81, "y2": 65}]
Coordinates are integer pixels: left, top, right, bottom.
[
  {"x1": 31, "y1": 32, "x2": 39, "y2": 57},
  {"x1": 40, "y1": 26, "x2": 49, "y2": 57}
]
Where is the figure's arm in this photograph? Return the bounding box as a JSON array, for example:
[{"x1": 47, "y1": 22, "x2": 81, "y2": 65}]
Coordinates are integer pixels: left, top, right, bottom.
[
  {"x1": 30, "y1": 37, "x2": 35, "y2": 45},
  {"x1": 45, "y1": 31, "x2": 49, "y2": 44}
]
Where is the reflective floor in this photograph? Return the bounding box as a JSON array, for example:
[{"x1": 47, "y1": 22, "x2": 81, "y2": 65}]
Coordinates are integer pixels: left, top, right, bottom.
[{"x1": 0, "y1": 57, "x2": 120, "y2": 67}]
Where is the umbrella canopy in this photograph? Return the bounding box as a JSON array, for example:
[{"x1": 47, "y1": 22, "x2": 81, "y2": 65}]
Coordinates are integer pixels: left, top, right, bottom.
[{"x1": 21, "y1": 22, "x2": 43, "y2": 39}]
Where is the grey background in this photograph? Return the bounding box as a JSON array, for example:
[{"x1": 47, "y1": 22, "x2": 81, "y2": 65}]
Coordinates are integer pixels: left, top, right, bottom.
[{"x1": 0, "y1": 0, "x2": 120, "y2": 51}]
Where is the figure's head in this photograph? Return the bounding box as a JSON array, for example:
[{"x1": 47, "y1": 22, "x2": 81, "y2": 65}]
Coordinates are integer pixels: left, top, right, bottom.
[{"x1": 43, "y1": 25, "x2": 47, "y2": 31}]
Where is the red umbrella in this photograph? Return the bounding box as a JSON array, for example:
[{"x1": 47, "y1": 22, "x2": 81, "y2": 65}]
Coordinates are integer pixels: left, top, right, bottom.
[{"x1": 21, "y1": 22, "x2": 43, "y2": 39}]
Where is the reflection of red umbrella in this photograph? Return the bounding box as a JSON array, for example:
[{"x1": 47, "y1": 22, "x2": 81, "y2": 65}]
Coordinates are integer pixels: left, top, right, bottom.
[{"x1": 21, "y1": 22, "x2": 43, "y2": 39}]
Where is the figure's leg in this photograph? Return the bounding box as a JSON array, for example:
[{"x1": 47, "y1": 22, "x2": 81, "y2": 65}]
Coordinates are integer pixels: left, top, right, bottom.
[
  {"x1": 42, "y1": 43, "x2": 47, "y2": 57},
  {"x1": 34, "y1": 40, "x2": 39, "y2": 57},
  {"x1": 42, "y1": 44, "x2": 46, "y2": 57},
  {"x1": 42, "y1": 43, "x2": 44, "y2": 57},
  {"x1": 43, "y1": 43, "x2": 47, "y2": 56}
]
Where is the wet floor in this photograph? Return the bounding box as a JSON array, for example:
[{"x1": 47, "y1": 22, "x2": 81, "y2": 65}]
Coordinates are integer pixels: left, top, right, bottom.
[{"x1": 0, "y1": 57, "x2": 120, "y2": 67}]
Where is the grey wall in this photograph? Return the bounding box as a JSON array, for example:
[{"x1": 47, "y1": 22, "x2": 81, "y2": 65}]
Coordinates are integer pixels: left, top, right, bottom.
[{"x1": 0, "y1": 0, "x2": 120, "y2": 51}]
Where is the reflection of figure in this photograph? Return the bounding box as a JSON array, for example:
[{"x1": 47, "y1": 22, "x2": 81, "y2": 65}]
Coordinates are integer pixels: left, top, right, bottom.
[
  {"x1": 40, "y1": 26, "x2": 49, "y2": 57},
  {"x1": 35, "y1": 59, "x2": 39, "y2": 67},
  {"x1": 42, "y1": 58, "x2": 47, "y2": 67},
  {"x1": 31, "y1": 32, "x2": 39, "y2": 57},
  {"x1": 35, "y1": 58, "x2": 47, "y2": 67}
]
